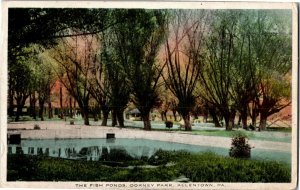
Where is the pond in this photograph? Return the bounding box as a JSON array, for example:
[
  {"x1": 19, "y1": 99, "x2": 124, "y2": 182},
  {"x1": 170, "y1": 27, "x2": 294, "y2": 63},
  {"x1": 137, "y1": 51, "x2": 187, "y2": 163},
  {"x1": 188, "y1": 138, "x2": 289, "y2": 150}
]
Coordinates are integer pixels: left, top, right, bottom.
[{"x1": 8, "y1": 138, "x2": 291, "y2": 165}]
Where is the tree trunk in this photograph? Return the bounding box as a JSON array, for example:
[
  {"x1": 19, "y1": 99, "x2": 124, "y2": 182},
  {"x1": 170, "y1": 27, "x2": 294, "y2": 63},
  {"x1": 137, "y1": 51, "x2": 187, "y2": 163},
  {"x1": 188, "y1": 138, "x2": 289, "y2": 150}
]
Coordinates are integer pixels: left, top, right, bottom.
[
  {"x1": 101, "y1": 109, "x2": 109, "y2": 126},
  {"x1": 15, "y1": 97, "x2": 27, "y2": 122},
  {"x1": 15, "y1": 104, "x2": 22, "y2": 122},
  {"x1": 228, "y1": 109, "x2": 236, "y2": 130},
  {"x1": 193, "y1": 111, "x2": 199, "y2": 119},
  {"x1": 59, "y1": 84, "x2": 63, "y2": 119},
  {"x1": 81, "y1": 107, "x2": 89, "y2": 125},
  {"x1": 48, "y1": 102, "x2": 52, "y2": 119},
  {"x1": 99, "y1": 109, "x2": 102, "y2": 120},
  {"x1": 29, "y1": 93, "x2": 37, "y2": 119},
  {"x1": 172, "y1": 110, "x2": 177, "y2": 121},
  {"x1": 241, "y1": 110, "x2": 247, "y2": 129},
  {"x1": 69, "y1": 97, "x2": 73, "y2": 118},
  {"x1": 8, "y1": 81, "x2": 14, "y2": 117},
  {"x1": 8, "y1": 97, "x2": 14, "y2": 117},
  {"x1": 259, "y1": 112, "x2": 268, "y2": 131},
  {"x1": 224, "y1": 116, "x2": 229, "y2": 130},
  {"x1": 223, "y1": 110, "x2": 231, "y2": 131},
  {"x1": 112, "y1": 109, "x2": 117, "y2": 127},
  {"x1": 251, "y1": 115, "x2": 257, "y2": 128},
  {"x1": 39, "y1": 101, "x2": 45, "y2": 121},
  {"x1": 209, "y1": 107, "x2": 221, "y2": 127},
  {"x1": 203, "y1": 109, "x2": 208, "y2": 123},
  {"x1": 182, "y1": 114, "x2": 192, "y2": 131},
  {"x1": 160, "y1": 112, "x2": 165, "y2": 121},
  {"x1": 116, "y1": 110, "x2": 124, "y2": 127},
  {"x1": 250, "y1": 99, "x2": 259, "y2": 128},
  {"x1": 142, "y1": 113, "x2": 151, "y2": 131},
  {"x1": 163, "y1": 111, "x2": 167, "y2": 121}
]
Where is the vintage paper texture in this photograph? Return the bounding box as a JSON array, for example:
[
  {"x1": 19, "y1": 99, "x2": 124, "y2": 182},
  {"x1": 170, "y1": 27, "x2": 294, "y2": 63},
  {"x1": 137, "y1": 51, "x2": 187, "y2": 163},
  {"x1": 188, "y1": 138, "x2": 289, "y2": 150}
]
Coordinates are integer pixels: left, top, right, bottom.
[{"x1": 0, "y1": 1, "x2": 298, "y2": 189}]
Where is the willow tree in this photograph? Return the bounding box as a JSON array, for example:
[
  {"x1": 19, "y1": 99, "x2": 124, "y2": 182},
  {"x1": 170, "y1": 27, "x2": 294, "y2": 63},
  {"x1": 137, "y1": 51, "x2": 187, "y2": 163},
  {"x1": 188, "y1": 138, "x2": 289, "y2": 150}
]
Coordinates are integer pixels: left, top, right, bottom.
[
  {"x1": 199, "y1": 10, "x2": 292, "y2": 130},
  {"x1": 198, "y1": 10, "x2": 241, "y2": 131},
  {"x1": 35, "y1": 52, "x2": 57, "y2": 121},
  {"x1": 228, "y1": 11, "x2": 260, "y2": 129},
  {"x1": 50, "y1": 35, "x2": 98, "y2": 125},
  {"x1": 99, "y1": 29, "x2": 131, "y2": 127},
  {"x1": 251, "y1": 10, "x2": 292, "y2": 130},
  {"x1": 8, "y1": 46, "x2": 35, "y2": 121},
  {"x1": 164, "y1": 10, "x2": 209, "y2": 131},
  {"x1": 102, "y1": 9, "x2": 168, "y2": 130}
]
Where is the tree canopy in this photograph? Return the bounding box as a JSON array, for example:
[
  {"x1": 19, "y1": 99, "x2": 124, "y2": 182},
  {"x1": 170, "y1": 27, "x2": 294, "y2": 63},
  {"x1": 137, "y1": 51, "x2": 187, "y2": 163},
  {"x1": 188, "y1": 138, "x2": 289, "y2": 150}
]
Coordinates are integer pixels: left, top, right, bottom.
[{"x1": 8, "y1": 8, "x2": 292, "y2": 131}]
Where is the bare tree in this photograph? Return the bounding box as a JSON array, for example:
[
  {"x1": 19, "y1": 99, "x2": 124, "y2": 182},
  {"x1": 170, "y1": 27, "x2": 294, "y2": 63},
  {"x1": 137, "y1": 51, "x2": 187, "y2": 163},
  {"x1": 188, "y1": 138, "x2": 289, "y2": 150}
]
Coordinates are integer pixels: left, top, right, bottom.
[
  {"x1": 51, "y1": 34, "x2": 97, "y2": 125},
  {"x1": 164, "y1": 10, "x2": 209, "y2": 131}
]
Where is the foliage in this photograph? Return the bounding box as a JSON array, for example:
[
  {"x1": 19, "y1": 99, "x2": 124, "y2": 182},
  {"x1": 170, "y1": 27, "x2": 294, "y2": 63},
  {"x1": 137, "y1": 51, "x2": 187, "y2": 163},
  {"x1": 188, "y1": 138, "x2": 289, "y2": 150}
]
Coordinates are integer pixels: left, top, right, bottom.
[
  {"x1": 33, "y1": 124, "x2": 40, "y2": 130},
  {"x1": 102, "y1": 9, "x2": 168, "y2": 129},
  {"x1": 7, "y1": 150, "x2": 290, "y2": 182},
  {"x1": 164, "y1": 10, "x2": 210, "y2": 131},
  {"x1": 177, "y1": 152, "x2": 290, "y2": 182},
  {"x1": 197, "y1": 10, "x2": 292, "y2": 130},
  {"x1": 165, "y1": 121, "x2": 173, "y2": 129},
  {"x1": 8, "y1": 9, "x2": 292, "y2": 131},
  {"x1": 229, "y1": 132, "x2": 251, "y2": 158}
]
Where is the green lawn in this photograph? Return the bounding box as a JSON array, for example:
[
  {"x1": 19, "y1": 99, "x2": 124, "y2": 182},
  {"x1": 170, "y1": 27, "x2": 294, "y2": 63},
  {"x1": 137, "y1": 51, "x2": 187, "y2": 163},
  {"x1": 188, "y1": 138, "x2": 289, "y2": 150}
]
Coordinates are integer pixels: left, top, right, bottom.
[
  {"x1": 189, "y1": 130, "x2": 291, "y2": 143},
  {"x1": 7, "y1": 150, "x2": 290, "y2": 182}
]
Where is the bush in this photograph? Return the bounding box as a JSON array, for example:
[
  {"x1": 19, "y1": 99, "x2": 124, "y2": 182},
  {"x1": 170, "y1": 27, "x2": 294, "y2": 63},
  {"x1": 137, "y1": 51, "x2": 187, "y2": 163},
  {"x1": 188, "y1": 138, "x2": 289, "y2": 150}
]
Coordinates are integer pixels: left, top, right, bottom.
[
  {"x1": 165, "y1": 121, "x2": 173, "y2": 129},
  {"x1": 33, "y1": 124, "x2": 40, "y2": 130},
  {"x1": 148, "y1": 149, "x2": 173, "y2": 165},
  {"x1": 229, "y1": 132, "x2": 251, "y2": 158}
]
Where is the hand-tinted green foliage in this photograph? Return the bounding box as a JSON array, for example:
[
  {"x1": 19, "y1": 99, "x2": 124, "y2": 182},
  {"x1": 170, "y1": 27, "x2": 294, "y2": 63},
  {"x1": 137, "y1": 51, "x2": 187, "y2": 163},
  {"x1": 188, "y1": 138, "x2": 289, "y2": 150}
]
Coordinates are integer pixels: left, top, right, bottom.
[
  {"x1": 177, "y1": 152, "x2": 290, "y2": 182},
  {"x1": 101, "y1": 9, "x2": 168, "y2": 130},
  {"x1": 7, "y1": 150, "x2": 290, "y2": 182},
  {"x1": 8, "y1": 8, "x2": 110, "y2": 50},
  {"x1": 229, "y1": 132, "x2": 251, "y2": 158}
]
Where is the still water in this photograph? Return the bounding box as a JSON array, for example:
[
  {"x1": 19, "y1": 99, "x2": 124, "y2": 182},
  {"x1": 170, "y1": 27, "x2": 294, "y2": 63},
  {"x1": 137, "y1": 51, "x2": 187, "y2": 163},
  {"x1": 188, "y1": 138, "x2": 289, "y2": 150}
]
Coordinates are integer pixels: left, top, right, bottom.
[{"x1": 8, "y1": 138, "x2": 291, "y2": 165}]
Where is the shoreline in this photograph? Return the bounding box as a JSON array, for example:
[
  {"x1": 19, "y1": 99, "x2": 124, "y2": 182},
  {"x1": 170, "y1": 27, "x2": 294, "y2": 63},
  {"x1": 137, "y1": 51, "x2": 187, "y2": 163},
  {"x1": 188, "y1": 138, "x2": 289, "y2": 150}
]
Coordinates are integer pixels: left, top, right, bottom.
[{"x1": 7, "y1": 122, "x2": 291, "y2": 153}]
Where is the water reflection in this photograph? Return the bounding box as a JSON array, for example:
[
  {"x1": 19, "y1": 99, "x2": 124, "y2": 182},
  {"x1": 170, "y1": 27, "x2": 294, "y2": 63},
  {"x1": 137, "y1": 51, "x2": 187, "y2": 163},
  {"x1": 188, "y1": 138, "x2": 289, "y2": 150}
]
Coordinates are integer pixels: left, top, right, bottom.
[{"x1": 7, "y1": 139, "x2": 165, "y2": 161}]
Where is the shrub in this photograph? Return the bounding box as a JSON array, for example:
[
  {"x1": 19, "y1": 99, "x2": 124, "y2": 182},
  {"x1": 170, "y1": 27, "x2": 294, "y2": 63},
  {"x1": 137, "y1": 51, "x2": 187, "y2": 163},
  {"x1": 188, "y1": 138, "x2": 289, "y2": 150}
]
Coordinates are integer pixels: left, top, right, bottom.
[
  {"x1": 148, "y1": 149, "x2": 173, "y2": 165},
  {"x1": 33, "y1": 124, "x2": 40, "y2": 130},
  {"x1": 165, "y1": 121, "x2": 173, "y2": 129},
  {"x1": 229, "y1": 132, "x2": 251, "y2": 158}
]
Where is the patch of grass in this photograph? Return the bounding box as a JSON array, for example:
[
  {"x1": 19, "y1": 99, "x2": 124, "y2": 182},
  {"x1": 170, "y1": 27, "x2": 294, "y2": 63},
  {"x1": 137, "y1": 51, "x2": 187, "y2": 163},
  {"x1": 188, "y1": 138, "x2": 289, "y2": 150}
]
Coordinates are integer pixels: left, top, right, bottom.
[
  {"x1": 266, "y1": 127, "x2": 292, "y2": 132},
  {"x1": 191, "y1": 130, "x2": 238, "y2": 138},
  {"x1": 7, "y1": 150, "x2": 290, "y2": 182},
  {"x1": 177, "y1": 152, "x2": 290, "y2": 182},
  {"x1": 191, "y1": 130, "x2": 291, "y2": 142}
]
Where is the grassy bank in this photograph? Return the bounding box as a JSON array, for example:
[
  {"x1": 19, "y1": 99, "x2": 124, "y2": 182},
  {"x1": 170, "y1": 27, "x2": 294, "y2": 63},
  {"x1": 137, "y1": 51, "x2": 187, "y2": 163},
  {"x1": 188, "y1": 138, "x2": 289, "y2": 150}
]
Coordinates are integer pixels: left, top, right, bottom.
[{"x1": 7, "y1": 150, "x2": 290, "y2": 182}]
